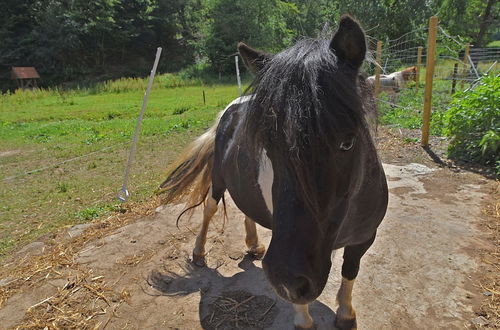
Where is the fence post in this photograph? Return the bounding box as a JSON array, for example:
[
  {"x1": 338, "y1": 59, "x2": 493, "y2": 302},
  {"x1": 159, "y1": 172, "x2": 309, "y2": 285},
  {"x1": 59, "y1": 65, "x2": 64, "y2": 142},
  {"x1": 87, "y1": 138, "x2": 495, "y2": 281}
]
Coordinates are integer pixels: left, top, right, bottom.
[
  {"x1": 416, "y1": 46, "x2": 423, "y2": 92},
  {"x1": 460, "y1": 43, "x2": 470, "y2": 89},
  {"x1": 451, "y1": 63, "x2": 458, "y2": 94},
  {"x1": 374, "y1": 41, "x2": 383, "y2": 97},
  {"x1": 421, "y1": 16, "x2": 438, "y2": 147},
  {"x1": 235, "y1": 55, "x2": 242, "y2": 96}
]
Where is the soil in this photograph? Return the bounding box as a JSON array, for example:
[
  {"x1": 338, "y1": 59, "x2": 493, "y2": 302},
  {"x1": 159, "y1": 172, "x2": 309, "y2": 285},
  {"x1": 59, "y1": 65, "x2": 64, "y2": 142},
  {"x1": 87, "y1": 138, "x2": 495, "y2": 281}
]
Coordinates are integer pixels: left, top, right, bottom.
[{"x1": 0, "y1": 127, "x2": 498, "y2": 329}]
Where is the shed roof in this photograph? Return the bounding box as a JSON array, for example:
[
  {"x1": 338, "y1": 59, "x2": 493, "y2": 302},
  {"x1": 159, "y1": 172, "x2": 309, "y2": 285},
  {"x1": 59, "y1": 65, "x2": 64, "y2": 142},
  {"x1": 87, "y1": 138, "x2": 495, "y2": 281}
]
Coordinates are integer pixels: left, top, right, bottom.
[{"x1": 11, "y1": 67, "x2": 40, "y2": 79}]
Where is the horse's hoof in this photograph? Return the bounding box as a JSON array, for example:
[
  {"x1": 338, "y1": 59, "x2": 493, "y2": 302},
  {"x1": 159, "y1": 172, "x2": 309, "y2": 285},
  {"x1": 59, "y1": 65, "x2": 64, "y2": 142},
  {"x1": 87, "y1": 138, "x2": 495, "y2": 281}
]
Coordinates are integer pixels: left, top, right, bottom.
[
  {"x1": 334, "y1": 317, "x2": 357, "y2": 330},
  {"x1": 192, "y1": 253, "x2": 206, "y2": 267},
  {"x1": 247, "y1": 245, "x2": 266, "y2": 259}
]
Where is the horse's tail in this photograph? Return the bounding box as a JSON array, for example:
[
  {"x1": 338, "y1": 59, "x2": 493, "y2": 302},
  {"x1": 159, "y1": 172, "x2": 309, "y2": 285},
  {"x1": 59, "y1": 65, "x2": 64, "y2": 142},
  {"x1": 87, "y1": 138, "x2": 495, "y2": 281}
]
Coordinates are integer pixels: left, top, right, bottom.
[{"x1": 158, "y1": 111, "x2": 224, "y2": 208}]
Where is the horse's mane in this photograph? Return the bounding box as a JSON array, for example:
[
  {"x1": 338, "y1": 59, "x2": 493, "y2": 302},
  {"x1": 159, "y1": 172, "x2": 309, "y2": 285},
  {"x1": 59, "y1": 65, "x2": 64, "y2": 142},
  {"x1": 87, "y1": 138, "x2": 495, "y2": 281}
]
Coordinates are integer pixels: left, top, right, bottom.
[{"x1": 244, "y1": 37, "x2": 368, "y2": 216}]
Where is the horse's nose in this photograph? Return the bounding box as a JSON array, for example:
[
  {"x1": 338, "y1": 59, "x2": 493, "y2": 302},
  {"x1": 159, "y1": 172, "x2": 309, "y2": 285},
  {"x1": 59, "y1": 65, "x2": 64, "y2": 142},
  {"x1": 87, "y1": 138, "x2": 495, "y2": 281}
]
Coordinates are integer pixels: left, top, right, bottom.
[
  {"x1": 288, "y1": 275, "x2": 313, "y2": 299},
  {"x1": 264, "y1": 259, "x2": 317, "y2": 303}
]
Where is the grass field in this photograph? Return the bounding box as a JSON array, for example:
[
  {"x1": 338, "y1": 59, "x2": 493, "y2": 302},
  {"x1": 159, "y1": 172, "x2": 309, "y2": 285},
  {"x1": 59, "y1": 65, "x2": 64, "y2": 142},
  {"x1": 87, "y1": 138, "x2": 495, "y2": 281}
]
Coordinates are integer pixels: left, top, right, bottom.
[
  {"x1": 0, "y1": 77, "x2": 243, "y2": 256},
  {"x1": 1, "y1": 59, "x2": 496, "y2": 257}
]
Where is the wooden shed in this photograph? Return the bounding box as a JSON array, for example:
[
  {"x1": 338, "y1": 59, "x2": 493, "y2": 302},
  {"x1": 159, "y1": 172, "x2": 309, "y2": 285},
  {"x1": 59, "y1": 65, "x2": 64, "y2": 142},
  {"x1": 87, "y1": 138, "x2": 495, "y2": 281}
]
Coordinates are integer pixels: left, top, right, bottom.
[{"x1": 11, "y1": 67, "x2": 40, "y2": 89}]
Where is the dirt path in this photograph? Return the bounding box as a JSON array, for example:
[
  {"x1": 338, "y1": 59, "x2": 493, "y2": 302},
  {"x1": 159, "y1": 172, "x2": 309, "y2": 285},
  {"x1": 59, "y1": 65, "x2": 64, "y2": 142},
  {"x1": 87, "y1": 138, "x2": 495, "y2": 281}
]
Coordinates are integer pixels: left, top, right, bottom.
[{"x1": 0, "y1": 156, "x2": 496, "y2": 329}]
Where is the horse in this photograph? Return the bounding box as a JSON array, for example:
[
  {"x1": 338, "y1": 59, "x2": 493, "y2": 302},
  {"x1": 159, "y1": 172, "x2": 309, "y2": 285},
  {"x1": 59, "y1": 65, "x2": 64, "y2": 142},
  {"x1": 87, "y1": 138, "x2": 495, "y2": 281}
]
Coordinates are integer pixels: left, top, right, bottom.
[
  {"x1": 367, "y1": 66, "x2": 417, "y2": 103},
  {"x1": 159, "y1": 15, "x2": 388, "y2": 330}
]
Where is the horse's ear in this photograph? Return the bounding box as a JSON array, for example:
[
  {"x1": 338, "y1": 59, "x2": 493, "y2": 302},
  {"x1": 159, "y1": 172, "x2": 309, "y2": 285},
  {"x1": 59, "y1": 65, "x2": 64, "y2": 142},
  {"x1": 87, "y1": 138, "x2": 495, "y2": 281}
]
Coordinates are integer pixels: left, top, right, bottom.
[
  {"x1": 330, "y1": 15, "x2": 366, "y2": 69},
  {"x1": 237, "y1": 42, "x2": 272, "y2": 74}
]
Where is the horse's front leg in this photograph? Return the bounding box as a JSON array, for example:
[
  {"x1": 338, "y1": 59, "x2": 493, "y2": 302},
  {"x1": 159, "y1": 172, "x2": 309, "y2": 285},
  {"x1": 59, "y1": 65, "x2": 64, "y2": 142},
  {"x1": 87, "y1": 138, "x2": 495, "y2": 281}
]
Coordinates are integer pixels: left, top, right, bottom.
[
  {"x1": 293, "y1": 304, "x2": 314, "y2": 329},
  {"x1": 244, "y1": 216, "x2": 266, "y2": 259},
  {"x1": 335, "y1": 235, "x2": 376, "y2": 330},
  {"x1": 192, "y1": 189, "x2": 218, "y2": 267}
]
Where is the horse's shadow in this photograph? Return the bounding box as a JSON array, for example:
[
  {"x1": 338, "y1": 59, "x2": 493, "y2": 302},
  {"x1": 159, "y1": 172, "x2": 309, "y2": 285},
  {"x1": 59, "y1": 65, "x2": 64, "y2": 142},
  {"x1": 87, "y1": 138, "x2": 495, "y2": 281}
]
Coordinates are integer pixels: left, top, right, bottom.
[{"x1": 147, "y1": 255, "x2": 337, "y2": 329}]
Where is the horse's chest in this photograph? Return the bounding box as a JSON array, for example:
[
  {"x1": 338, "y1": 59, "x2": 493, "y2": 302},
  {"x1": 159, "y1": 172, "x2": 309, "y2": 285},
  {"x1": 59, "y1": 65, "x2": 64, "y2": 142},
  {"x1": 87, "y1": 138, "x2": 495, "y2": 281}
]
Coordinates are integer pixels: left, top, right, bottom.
[{"x1": 258, "y1": 150, "x2": 274, "y2": 214}]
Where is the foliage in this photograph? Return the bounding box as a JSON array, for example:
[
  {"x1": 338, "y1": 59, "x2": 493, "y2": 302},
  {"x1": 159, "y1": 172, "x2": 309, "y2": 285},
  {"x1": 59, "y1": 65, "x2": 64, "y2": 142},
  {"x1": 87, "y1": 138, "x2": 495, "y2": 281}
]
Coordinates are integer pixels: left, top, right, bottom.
[
  {"x1": 443, "y1": 74, "x2": 499, "y2": 174},
  {"x1": 378, "y1": 78, "x2": 450, "y2": 136},
  {"x1": 0, "y1": 0, "x2": 199, "y2": 87},
  {"x1": 203, "y1": 0, "x2": 299, "y2": 73},
  {"x1": 435, "y1": 0, "x2": 499, "y2": 47},
  {"x1": 487, "y1": 40, "x2": 500, "y2": 47},
  {"x1": 0, "y1": 0, "x2": 498, "y2": 88}
]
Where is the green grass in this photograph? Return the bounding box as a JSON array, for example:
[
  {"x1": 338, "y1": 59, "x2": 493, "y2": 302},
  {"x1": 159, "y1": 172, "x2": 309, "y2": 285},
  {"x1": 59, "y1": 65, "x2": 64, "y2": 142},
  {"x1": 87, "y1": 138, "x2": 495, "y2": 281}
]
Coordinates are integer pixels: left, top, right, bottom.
[
  {"x1": 0, "y1": 76, "x2": 243, "y2": 256},
  {"x1": 1, "y1": 61, "x2": 497, "y2": 256},
  {"x1": 486, "y1": 40, "x2": 500, "y2": 47},
  {"x1": 378, "y1": 79, "x2": 450, "y2": 136}
]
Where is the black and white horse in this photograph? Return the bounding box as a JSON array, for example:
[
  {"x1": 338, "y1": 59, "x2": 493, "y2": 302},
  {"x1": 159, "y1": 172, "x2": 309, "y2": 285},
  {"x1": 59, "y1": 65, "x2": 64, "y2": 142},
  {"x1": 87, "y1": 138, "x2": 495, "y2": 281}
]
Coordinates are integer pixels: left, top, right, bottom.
[{"x1": 160, "y1": 15, "x2": 388, "y2": 330}]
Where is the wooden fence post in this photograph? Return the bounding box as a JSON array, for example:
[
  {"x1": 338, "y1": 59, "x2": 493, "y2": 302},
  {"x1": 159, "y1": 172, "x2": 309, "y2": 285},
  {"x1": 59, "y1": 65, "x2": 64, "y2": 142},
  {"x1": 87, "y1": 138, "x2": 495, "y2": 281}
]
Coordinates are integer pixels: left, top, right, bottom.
[
  {"x1": 374, "y1": 41, "x2": 383, "y2": 97},
  {"x1": 421, "y1": 16, "x2": 438, "y2": 147},
  {"x1": 460, "y1": 43, "x2": 470, "y2": 89},
  {"x1": 451, "y1": 63, "x2": 458, "y2": 94},
  {"x1": 416, "y1": 46, "x2": 423, "y2": 92}
]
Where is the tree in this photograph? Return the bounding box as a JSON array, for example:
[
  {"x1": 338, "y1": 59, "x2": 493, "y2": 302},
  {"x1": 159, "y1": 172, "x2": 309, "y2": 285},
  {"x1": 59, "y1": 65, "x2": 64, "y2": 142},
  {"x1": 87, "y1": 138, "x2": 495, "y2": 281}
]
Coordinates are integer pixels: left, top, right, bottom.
[
  {"x1": 476, "y1": 0, "x2": 498, "y2": 47},
  {"x1": 204, "y1": 0, "x2": 298, "y2": 73}
]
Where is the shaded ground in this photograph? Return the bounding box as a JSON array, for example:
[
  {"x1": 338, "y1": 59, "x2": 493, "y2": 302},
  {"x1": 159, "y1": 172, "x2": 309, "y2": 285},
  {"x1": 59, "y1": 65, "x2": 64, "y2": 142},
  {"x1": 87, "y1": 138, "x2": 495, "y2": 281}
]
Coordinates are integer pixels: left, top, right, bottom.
[{"x1": 0, "y1": 127, "x2": 498, "y2": 329}]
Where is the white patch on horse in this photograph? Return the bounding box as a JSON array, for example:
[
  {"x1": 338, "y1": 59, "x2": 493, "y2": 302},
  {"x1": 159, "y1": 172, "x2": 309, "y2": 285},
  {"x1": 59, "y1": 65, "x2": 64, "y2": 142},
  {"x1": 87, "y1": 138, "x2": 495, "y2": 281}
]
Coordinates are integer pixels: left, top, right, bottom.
[
  {"x1": 258, "y1": 149, "x2": 274, "y2": 214},
  {"x1": 293, "y1": 304, "x2": 313, "y2": 328},
  {"x1": 190, "y1": 96, "x2": 253, "y2": 155},
  {"x1": 219, "y1": 95, "x2": 254, "y2": 163},
  {"x1": 223, "y1": 94, "x2": 254, "y2": 111}
]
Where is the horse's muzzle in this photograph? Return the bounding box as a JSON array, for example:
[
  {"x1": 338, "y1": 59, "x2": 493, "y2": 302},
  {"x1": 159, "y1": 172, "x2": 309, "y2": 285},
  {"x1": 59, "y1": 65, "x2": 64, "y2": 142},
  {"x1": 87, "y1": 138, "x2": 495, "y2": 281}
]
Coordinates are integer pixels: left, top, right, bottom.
[{"x1": 262, "y1": 261, "x2": 321, "y2": 304}]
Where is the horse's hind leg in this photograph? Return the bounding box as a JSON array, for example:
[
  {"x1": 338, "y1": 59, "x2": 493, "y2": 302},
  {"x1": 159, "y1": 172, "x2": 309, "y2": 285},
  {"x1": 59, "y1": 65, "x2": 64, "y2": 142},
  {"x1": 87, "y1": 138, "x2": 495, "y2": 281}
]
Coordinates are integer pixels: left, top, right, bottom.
[
  {"x1": 244, "y1": 216, "x2": 266, "y2": 259},
  {"x1": 192, "y1": 187, "x2": 220, "y2": 267},
  {"x1": 335, "y1": 234, "x2": 376, "y2": 330}
]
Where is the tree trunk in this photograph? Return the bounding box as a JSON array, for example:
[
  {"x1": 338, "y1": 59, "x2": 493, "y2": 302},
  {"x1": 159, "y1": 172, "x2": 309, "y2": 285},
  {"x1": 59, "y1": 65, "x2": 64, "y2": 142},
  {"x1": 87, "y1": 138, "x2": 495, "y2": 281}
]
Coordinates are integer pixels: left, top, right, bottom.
[{"x1": 475, "y1": 0, "x2": 497, "y2": 47}]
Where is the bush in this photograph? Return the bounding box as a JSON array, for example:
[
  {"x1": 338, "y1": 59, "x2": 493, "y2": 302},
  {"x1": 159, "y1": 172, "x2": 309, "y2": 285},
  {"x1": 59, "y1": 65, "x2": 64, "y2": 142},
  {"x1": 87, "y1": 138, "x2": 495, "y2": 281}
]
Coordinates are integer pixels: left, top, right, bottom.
[{"x1": 443, "y1": 74, "x2": 499, "y2": 174}]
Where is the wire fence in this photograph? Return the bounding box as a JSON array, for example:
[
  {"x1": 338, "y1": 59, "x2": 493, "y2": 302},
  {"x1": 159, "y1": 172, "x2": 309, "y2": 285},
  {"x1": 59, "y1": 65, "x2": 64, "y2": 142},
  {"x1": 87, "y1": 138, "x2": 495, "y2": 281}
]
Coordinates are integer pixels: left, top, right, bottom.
[{"x1": 365, "y1": 17, "x2": 498, "y2": 145}]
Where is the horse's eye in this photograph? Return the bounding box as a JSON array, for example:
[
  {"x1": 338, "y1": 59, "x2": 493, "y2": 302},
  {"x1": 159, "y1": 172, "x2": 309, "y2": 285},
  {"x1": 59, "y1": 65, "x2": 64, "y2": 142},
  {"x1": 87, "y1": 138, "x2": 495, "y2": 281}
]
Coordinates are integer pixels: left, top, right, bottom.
[{"x1": 340, "y1": 137, "x2": 356, "y2": 151}]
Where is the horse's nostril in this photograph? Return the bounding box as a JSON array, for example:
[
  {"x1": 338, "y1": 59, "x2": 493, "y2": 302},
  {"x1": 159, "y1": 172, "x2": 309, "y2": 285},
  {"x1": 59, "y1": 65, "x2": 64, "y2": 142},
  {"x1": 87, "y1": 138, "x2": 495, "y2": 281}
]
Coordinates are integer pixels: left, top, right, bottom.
[{"x1": 294, "y1": 275, "x2": 312, "y2": 298}]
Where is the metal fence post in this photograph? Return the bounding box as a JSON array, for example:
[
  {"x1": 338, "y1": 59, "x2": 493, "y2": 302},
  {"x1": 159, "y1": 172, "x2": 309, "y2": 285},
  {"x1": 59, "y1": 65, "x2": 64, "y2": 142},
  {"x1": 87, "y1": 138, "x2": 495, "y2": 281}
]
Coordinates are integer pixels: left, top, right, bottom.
[{"x1": 374, "y1": 41, "x2": 383, "y2": 97}]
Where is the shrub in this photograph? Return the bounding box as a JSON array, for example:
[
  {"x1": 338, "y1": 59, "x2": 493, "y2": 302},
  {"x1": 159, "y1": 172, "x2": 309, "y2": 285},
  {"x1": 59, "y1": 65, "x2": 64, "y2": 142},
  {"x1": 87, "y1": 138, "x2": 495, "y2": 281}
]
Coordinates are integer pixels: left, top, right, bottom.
[{"x1": 443, "y1": 74, "x2": 499, "y2": 174}]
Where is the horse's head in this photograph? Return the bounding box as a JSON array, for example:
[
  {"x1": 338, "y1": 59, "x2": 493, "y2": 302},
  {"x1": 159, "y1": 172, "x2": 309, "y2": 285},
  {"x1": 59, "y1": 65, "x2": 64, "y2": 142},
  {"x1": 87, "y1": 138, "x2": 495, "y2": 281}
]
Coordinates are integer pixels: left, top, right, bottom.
[
  {"x1": 239, "y1": 15, "x2": 371, "y2": 304},
  {"x1": 402, "y1": 66, "x2": 418, "y2": 82}
]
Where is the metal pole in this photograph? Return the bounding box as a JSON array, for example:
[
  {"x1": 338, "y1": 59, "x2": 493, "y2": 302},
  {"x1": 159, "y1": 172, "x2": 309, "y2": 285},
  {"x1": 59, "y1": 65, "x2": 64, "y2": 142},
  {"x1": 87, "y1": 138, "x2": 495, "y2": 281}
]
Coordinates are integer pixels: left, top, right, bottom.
[
  {"x1": 416, "y1": 46, "x2": 423, "y2": 92},
  {"x1": 467, "y1": 55, "x2": 480, "y2": 79},
  {"x1": 235, "y1": 55, "x2": 242, "y2": 96},
  {"x1": 451, "y1": 62, "x2": 458, "y2": 94},
  {"x1": 117, "y1": 47, "x2": 162, "y2": 202},
  {"x1": 374, "y1": 41, "x2": 383, "y2": 97},
  {"x1": 460, "y1": 43, "x2": 470, "y2": 89},
  {"x1": 421, "y1": 16, "x2": 438, "y2": 146}
]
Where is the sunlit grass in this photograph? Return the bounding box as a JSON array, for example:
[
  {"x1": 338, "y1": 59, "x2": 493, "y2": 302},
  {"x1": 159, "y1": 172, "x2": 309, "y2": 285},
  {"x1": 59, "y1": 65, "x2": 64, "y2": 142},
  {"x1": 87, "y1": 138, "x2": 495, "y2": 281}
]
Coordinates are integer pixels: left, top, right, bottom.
[{"x1": 0, "y1": 78, "x2": 243, "y2": 256}]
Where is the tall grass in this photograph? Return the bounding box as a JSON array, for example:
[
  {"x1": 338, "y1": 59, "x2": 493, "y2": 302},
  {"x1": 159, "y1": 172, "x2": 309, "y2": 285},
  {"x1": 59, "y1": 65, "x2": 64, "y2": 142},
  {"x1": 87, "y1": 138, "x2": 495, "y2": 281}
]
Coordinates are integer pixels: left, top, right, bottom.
[
  {"x1": 91, "y1": 73, "x2": 203, "y2": 94},
  {"x1": 0, "y1": 73, "x2": 204, "y2": 106}
]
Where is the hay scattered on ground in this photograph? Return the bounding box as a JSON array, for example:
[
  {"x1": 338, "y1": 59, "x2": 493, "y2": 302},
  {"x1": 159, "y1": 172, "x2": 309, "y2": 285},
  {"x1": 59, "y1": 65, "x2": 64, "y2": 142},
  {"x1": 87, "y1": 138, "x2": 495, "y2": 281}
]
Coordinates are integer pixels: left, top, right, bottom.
[
  {"x1": 201, "y1": 290, "x2": 278, "y2": 330},
  {"x1": 17, "y1": 269, "x2": 124, "y2": 329},
  {"x1": 471, "y1": 183, "x2": 500, "y2": 329},
  {"x1": 0, "y1": 196, "x2": 161, "y2": 328}
]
